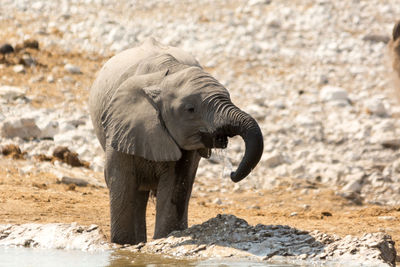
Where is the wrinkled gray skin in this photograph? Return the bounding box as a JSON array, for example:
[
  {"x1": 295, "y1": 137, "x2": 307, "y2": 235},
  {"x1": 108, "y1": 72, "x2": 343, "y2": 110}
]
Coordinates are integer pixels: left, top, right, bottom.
[{"x1": 89, "y1": 38, "x2": 263, "y2": 245}]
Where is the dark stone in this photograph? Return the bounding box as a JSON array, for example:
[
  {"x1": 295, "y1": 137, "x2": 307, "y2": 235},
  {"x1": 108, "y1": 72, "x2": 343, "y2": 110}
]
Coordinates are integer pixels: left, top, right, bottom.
[{"x1": 0, "y1": 43, "x2": 14, "y2": 55}]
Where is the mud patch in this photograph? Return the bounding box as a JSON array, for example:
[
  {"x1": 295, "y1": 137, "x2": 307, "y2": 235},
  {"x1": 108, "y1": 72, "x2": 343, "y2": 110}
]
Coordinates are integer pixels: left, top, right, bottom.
[
  {"x1": 51, "y1": 146, "x2": 90, "y2": 168},
  {"x1": 1, "y1": 144, "x2": 26, "y2": 160},
  {"x1": 127, "y1": 214, "x2": 396, "y2": 266}
]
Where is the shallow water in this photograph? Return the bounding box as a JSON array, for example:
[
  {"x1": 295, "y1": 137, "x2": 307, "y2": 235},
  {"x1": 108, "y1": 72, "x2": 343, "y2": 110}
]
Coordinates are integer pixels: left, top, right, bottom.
[
  {"x1": 0, "y1": 247, "x2": 298, "y2": 267},
  {"x1": 1, "y1": 247, "x2": 110, "y2": 267}
]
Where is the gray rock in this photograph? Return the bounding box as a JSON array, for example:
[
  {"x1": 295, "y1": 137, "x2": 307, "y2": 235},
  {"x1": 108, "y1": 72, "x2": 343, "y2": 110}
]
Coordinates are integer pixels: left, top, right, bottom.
[
  {"x1": 58, "y1": 176, "x2": 89, "y2": 187},
  {"x1": 319, "y1": 86, "x2": 348, "y2": 102},
  {"x1": 362, "y1": 34, "x2": 390, "y2": 43},
  {"x1": 212, "y1": 198, "x2": 222, "y2": 205},
  {"x1": 392, "y1": 159, "x2": 400, "y2": 173},
  {"x1": 1, "y1": 118, "x2": 41, "y2": 139},
  {"x1": 0, "y1": 86, "x2": 26, "y2": 101},
  {"x1": 290, "y1": 162, "x2": 306, "y2": 177},
  {"x1": 366, "y1": 98, "x2": 388, "y2": 117},
  {"x1": 264, "y1": 152, "x2": 285, "y2": 168},
  {"x1": 342, "y1": 172, "x2": 364, "y2": 192},
  {"x1": 39, "y1": 121, "x2": 59, "y2": 139},
  {"x1": 381, "y1": 138, "x2": 400, "y2": 150},
  {"x1": 29, "y1": 75, "x2": 44, "y2": 83},
  {"x1": 342, "y1": 179, "x2": 362, "y2": 193},
  {"x1": 21, "y1": 53, "x2": 36, "y2": 66},
  {"x1": 64, "y1": 63, "x2": 82, "y2": 74}
]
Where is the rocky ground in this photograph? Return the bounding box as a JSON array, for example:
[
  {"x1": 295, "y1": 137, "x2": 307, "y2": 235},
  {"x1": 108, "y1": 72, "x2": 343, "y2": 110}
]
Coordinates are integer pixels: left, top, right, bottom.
[{"x1": 1, "y1": 0, "x2": 400, "y2": 265}]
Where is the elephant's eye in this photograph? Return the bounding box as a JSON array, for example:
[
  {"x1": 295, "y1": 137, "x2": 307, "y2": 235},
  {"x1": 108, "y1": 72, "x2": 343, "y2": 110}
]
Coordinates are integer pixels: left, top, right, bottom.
[{"x1": 184, "y1": 104, "x2": 195, "y2": 113}]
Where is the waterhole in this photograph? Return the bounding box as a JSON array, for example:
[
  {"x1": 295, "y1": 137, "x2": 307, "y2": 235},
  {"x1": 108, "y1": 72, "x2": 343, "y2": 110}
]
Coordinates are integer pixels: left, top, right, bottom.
[{"x1": 0, "y1": 247, "x2": 298, "y2": 267}]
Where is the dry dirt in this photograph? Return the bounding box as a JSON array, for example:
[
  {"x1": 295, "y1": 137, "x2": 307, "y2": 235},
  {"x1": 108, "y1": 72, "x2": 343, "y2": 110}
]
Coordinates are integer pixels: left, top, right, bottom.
[{"x1": 0, "y1": 44, "x2": 399, "y2": 263}]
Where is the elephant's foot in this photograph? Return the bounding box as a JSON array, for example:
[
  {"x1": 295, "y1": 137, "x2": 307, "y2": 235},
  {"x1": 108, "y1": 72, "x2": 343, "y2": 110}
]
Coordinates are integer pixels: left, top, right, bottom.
[{"x1": 111, "y1": 228, "x2": 146, "y2": 245}]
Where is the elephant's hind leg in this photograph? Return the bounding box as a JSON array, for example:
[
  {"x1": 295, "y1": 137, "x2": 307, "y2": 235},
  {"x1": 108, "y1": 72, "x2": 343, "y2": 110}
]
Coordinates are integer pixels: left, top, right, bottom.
[{"x1": 105, "y1": 149, "x2": 149, "y2": 245}]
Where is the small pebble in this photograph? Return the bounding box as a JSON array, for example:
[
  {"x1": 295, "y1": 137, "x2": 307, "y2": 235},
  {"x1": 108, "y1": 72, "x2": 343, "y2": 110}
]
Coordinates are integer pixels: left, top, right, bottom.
[
  {"x1": 64, "y1": 63, "x2": 82, "y2": 74},
  {"x1": 12, "y1": 65, "x2": 25, "y2": 73}
]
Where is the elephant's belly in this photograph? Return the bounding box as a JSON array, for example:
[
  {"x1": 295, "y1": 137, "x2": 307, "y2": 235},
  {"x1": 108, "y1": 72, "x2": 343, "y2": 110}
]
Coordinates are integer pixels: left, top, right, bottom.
[
  {"x1": 138, "y1": 181, "x2": 158, "y2": 191},
  {"x1": 133, "y1": 158, "x2": 169, "y2": 192}
]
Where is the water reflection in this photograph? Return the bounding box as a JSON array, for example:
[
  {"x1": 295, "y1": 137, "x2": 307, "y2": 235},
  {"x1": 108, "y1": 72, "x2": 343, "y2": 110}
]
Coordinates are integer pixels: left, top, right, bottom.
[
  {"x1": 0, "y1": 247, "x2": 110, "y2": 267},
  {"x1": 108, "y1": 250, "x2": 297, "y2": 267},
  {"x1": 0, "y1": 247, "x2": 298, "y2": 267},
  {"x1": 108, "y1": 250, "x2": 195, "y2": 266}
]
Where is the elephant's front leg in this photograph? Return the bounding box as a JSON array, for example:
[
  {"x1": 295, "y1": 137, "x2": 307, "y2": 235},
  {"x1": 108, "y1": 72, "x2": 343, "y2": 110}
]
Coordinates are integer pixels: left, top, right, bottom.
[
  {"x1": 154, "y1": 150, "x2": 200, "y2": 239},
  {"x1": 105, "y1": 148, "x2": 149, "y2": 245}
]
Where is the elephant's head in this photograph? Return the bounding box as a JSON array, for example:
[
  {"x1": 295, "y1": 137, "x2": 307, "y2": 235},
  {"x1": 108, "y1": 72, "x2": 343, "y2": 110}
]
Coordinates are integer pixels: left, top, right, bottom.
[{"x1": 101, "y1": 54, "x2": 263, "y2": 182}]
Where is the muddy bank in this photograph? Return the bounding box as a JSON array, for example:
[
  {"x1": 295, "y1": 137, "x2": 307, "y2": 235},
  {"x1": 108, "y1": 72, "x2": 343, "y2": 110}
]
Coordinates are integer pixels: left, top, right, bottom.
[
  {"x1": 0, "y1": 215, "x2": 396, "y2": 266},
  {"x1": 127, "y1": 214, "x2": 396, "y2": 266}
]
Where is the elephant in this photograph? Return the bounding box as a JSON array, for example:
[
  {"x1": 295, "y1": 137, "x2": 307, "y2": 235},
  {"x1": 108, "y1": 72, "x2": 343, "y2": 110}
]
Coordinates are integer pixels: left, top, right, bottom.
[
  {"x1": 389, "y1": 21, "x2": 400, "y2": 80},
  {"x1": 89, "y1": 38, "x2": 263, "y2": 245}
]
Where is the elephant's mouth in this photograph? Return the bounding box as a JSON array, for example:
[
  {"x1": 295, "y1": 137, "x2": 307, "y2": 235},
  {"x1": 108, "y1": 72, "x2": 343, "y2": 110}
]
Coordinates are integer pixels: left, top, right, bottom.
[{"x1": 199, "y1": 131, "x2": 228, "y2": 149}]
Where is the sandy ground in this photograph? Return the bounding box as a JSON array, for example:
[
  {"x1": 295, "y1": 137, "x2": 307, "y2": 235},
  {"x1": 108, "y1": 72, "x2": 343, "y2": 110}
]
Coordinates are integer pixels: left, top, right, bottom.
[
  {"x1": 0, "y1": 44, "x2": 399, "y2": 263},
  {"x1": 1, "y1": 156, "x2": 400, "y2": 257}
]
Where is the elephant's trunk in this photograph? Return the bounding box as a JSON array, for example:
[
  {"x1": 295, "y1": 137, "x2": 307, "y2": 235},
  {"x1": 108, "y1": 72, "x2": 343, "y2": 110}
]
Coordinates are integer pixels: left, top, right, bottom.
[{"x1": 210, "y1": 96, "x2": 264, "y2": 183}]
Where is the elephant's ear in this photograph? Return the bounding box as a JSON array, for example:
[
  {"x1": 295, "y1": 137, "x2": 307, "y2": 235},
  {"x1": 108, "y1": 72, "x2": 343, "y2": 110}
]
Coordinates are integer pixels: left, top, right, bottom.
[{"x1": 101, "y1": 71, "x2": 182, "y2": 161}]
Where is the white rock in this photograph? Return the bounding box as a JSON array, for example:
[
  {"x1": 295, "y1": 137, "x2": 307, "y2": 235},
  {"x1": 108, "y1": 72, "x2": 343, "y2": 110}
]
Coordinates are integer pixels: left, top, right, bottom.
[
  {"x1": 319, "y1": 86, "x2": 348, "y2": 102},
  {"x1": 0, "y1": 86, "x2": 26, "y2": 101},
  {"x1": 47, "y1": 75, "x2": 55, "y2": 83},
  {"x1": 64, "y1": 63, "x2": 82, "y2": 74},
  {"x1": 264, "y1": 152, "x2": 285, "y2": 168},
  {"x1": 370, "y1": 132, "x2": 400, "y2": 148},
  {"x1": 213, "y1": 198, "x2": 222, "y2": 205},
  {"x1": 245, "y1": 104, "x2": 265, "y2": 121},
  {"x1": 271, "y1": 99, "x2": 286, "y2": 109},
  {"x1": 248, "y1": 0, "x2": 271, "y2": 6},
  {"x1": 19, "y1": 165, "x2": 35, "y2": 176},
  {"x1": 392, "y1": 159, "x2": 400, "y2": 173},
  {"x1": 290, "y1": 162, "x2": 306, "y2": 176},
  {"x1": 295, "y1": 114, "x2": 318, "y2": 127},
  {"x1": 29, "y1": 75, "x2": 44, "y2": 83},
  {"x1": 1, "y1": 117, "x2": 41, "y2": 139},
  {"x1": 342, "y1": 180, "x2": 362, "y2": 193},
  {"x1": 378, "y1": 216, "x2": 396, "y2": 221},
  {"x1": 63, "y1": 76, "x2": 75, "y2": 83},
  {"x1": 365, "y1": 98, "x2": 388, "y2": 117},
  {"x1": 12, "y1": 64, "x2": 25, "y2": 73},
  {"x1": 39, "y1": 121, "x2": 59, "y2": 139}
]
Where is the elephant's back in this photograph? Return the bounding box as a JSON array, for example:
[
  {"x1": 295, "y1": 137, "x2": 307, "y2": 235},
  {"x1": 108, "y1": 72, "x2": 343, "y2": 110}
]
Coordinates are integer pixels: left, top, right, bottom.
[{"x1": 89, "y1": 38, "x2": 200, "y2": 149}]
